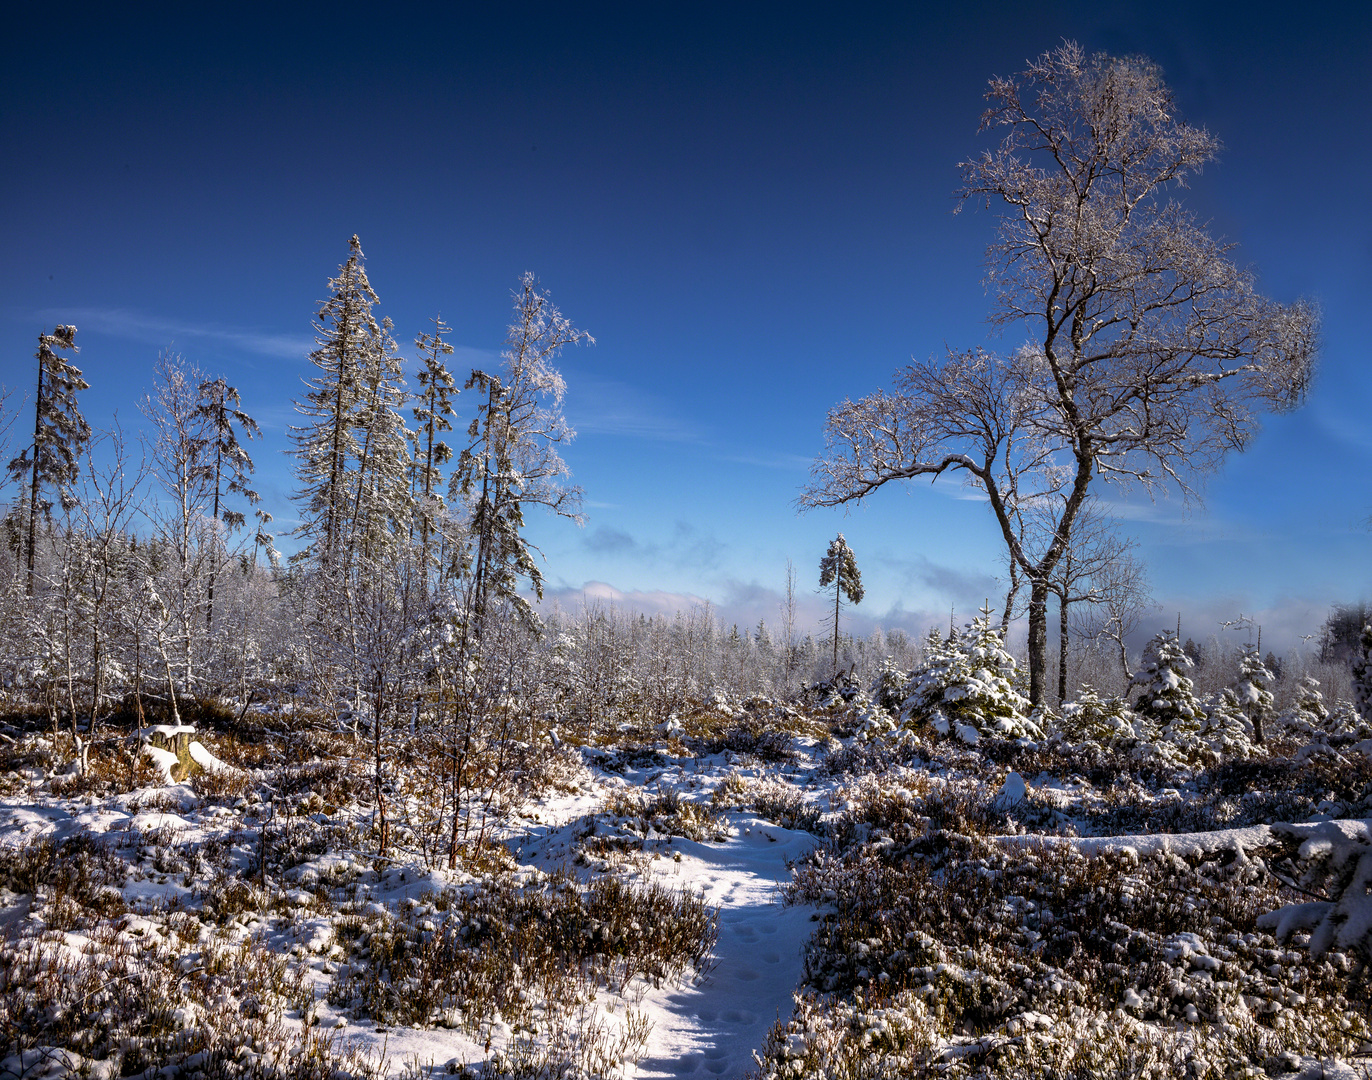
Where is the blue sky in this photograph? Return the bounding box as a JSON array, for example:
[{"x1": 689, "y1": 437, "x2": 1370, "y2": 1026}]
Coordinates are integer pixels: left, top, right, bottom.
[{"x1": 2, "y1": 2, "x2": 1370, "y2": 653}]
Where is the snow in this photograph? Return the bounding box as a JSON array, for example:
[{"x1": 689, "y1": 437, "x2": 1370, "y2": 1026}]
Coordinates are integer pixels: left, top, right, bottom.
[
  {"x1": 1256, "y1": 901, "x2": 1333, "y2": 940},
  {"x1": 187, "y1": 740, "x2": 237, "y2": 773},
  {"x1": 1001, "y1": 821, "x2": 1280, "y2": 859},
  {"x1": 632, "y1": 818, "x2": 819, "y2": 1077},
  {"x1": 146, "y1": 724, "x2": 196, "y2": 738},
  {"x1": 994, "y1": 770, "x2": 1026, "y2": 806},
  {"x1": 6, "y1": 713, "x2": 1372, "y2": 1078}
]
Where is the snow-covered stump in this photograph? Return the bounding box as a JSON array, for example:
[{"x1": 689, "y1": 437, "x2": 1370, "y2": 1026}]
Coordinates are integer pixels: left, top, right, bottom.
[{"x1": 142, "y1": 724, "x2": 199, "y2": 782}]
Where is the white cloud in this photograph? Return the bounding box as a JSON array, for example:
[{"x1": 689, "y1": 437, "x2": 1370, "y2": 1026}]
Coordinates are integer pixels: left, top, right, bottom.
[
  {"x1": 50, "y1": 307, "x2": 315, "y2": 360},
  {"x1": 538, "y1": 578, "x2": 945, "y2": 644}
]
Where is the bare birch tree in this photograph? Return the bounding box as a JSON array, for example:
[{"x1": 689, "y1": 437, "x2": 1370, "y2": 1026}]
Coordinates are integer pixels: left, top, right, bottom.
[
  {"x1": 801, "y1": 43, "x2": 1317, "y2": 706},
  {"x1": 1039, "y1": 501, "x2": 1145, "y2": 702},
  {"x1": 1074, "y1": 545, "x2": 1153, "y2": 686}
]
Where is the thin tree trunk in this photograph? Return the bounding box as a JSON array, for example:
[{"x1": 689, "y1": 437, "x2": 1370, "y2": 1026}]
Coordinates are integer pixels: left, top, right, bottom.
[
  {"x1": 24, "y1": 359, "x2": 45, "y2": 596},
  {"x1": 162, "y1": 644, "x2": 182, "y2": 726},
  {"x1": 206, "y1": 436, "x2": 222, "y2": 632},
  {"x1": 1058, "y1": 593, "x2": 1070, "y2": 706},
  {"x1": 63, "y1": 601, "x2": 79, "y2": 744},
  {"x1": 1027, "y1": 578, "x2": 1050, "y2": 709},
  {"x1": 832, "y1": 581, "x2": 841, "y2": 674},
  {"x1": 133, "y1": 633, "x2": 145, "y2": 730},
  {"x1": 372, "y1": 668, "x2": 388, "y2": 857},
  {"x1": 89, "y1": 588, "x2": 103, "y2": 737},
  {"x1": 1001, "y1": 560, "x2": 1019, "y2": 637}
]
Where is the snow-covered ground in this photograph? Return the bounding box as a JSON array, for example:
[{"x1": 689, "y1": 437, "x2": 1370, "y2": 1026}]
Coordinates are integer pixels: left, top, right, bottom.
[{"x1": 2, "y1": 718, "x2": 1371, "y2": 1079}]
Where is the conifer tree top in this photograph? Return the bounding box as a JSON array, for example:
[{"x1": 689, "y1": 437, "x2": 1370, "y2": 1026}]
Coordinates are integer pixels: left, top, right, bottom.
[{"x1": 819, "y1": 533, "x2": 863, "y2": 604}]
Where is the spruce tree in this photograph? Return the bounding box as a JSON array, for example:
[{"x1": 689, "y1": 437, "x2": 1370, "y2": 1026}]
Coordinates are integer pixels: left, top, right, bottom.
[
  {"x1": 193, "y1": 376, "x2": 260, "y2": 631},
  {"x1": 898, "y1": 609, "x2": 1036, "y2": 742},
  {"x1": 452, "y1": 274, "x2": 590, "y2": 640},
  {"x1": 7, "y1": 325, "x2": 90, "y2": 593},
  {"x1": 345, "y1": 314, "x2": 411, "y2": 568},
  {"x1": 1289, "y1": 674, "x2": 1330, "y2": 736},
  {"x1": 1352, "y1": 624, "x2": 1372, "y2": 721},
  {"x1": 818, "y1": 533, "x2": 863, "y2": 673},
  {"x1": 291, "y1": 235, "x2": 382, "y2": 574},
  {"x1": 1132, "y1": 631, "x2": 1209, "y2": 763},
  {"x1": 1234, "y1": 645, "x2": 1275, "y2": 746},
  {"x1": 410, "y1": 317, "x2": 458, "y2": 587}
]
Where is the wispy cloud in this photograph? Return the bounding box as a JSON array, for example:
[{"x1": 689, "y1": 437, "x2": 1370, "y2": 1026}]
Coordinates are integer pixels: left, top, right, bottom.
[
  {"x1": 47, "y1": 307, "x2": 315, "y2": 361},
  {"x1": 580, "y1": 520, "x2": 725, "y2": 569},
  {"x1": 1310, "y1": 401, "x2": 1372, "y2": 455},
  {"x1": 560, "y1": 369, "x2": 700, "y2": 442},
  {"x1": 584, "y1": 526, "x2": 638, "y2": 555},
  {"x1": 874, "y1": 551, "x2": 1001, "y2": 604},
  {"x1": 717, "y1": 449, "x2": 813, "y2": 473},
  {"x1": 1145, "y1": 592, "x2": 1333, "y2": 655},
  {"x1": 538, "y1": 581, "x2": 715, "y2": 618},
  {"x1": 1091, "y1": 493, "x2": 1198, "y2": 527}
]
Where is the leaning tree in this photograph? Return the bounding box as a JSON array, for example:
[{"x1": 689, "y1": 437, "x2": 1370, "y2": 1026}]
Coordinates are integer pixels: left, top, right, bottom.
[{"x1": 801, "y1": 43, "x2": 1318, "y2": 706}]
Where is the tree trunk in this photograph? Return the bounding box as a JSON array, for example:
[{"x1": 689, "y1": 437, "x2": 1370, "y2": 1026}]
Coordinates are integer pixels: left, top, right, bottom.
[
  {"x1": 206, "y1": 439, "x2": 221, "y2": 633},
  {"x1": 372, "y1": 669, "x2": 388, "y2": 858},
  {"x1": 1058, "y1": 593, "x2": 1070, "y2": 705},
  {"x1": 832, "y1": 582, "x2": 841, "y2": 674},
  {"x1": 1027, "y1": 578, "x2": 1049, "y2": 709},
  {"x1": 1001, "y1": 560, "x2": 1019, "y2": 637},
  {"x1": 24, "y1": 357, "x2": 45, "y2": 596}
]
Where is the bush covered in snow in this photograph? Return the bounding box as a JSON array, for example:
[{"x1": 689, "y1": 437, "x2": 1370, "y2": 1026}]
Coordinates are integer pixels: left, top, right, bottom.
[
  {"x1": 1261, "y1": 819, "x2": 1372, "y2": 982},
  {"x1": 868, "y1": 617, "x2": 1041, "y2": 746},
  {"x1": 762, "y1": 827, "x2": 1372, "y2": 1079},
  {"x1": 1057, "y1": 685, "x2": 1141, "y2": 751}
]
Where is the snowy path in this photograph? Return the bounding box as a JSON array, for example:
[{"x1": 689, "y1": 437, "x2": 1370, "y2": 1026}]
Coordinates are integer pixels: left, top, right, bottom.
[
  {"x1": 630, "y1": 817, "x2": 819, "y2": 1080},
  {"x1": 510, "y1": 765, "x2": 823, "y2": 1078}
]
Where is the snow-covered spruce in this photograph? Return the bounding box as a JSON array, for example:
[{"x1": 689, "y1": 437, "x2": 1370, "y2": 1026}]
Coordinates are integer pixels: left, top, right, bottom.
[
  {"x1": 1352, "y1": 623, "x2": 1372, "y2": 722},
  {"x1": 1129, "y1": 631, "x2": 1213, "y2": 767},
  {"x1": 1056, "y1": 684, "x2": 1141, "y2": 752},
  {"x1": 1281, "y1": 675, "x2": 1332, "y2": 738},
  {"x1": 876, "y1": 615, "x2": 1040, "y2": 746},
  {"x1": 1260, "y1": 819, "x2": 1372, "y2": 981}
]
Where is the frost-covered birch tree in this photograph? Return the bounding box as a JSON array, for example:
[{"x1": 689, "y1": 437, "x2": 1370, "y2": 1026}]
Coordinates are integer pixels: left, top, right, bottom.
[{"x1": 801, "y1": 43, "x2": 1318, "y2": 707}]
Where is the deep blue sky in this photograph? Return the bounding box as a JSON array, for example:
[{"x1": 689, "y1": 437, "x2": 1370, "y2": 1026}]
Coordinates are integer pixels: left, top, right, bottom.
[{"x1": 3, "y1": 2, "x2": 1370, "y2": 652}]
